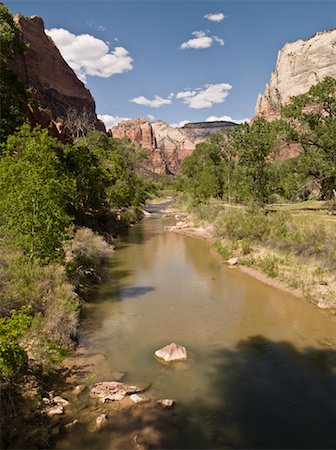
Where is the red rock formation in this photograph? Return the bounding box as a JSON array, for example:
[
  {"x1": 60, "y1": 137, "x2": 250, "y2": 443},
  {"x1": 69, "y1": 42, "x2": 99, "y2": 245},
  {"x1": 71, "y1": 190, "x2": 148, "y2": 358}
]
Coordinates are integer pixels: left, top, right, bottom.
[
  {"x1": 11, "y1": 14, "x2": 105, "y2": 139},
  {"x1": 110, "y1": 119, "x2": 237, "y2": 174}
]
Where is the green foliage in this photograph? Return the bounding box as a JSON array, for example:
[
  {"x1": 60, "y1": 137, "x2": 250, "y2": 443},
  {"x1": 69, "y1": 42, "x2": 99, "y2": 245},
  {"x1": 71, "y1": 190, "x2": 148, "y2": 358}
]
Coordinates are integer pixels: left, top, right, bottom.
[
  {"x1": 0, "y1": 4, "x2": 29, "y2": 141},
  {"x1": 258, "y1": 255, "x2": 279, "y2": 278},
  {"x1": 0, "y1": 126, "x2": 75, "y2": 263},
  {"x1": 0, "y1": 308, "x2": 31, "y2": 377},
  {"x1": 59, "y1": 143, "x2": 109, "y2": 221},
  {"x1": 214, "y1": 240, "x2": 233, "y2": 259},
  {"x1": 182, "y1": 141, "x2": 226, "y2": 203},
  {"x1": 76, "y1": 132, "x2": 152, "y2": 211},
  {"x1": 230, "y1": 118, "x2": 277, "y2": 204},
  {"x1": 282, "y1": 76, "x2": 336, "y2": 199}
]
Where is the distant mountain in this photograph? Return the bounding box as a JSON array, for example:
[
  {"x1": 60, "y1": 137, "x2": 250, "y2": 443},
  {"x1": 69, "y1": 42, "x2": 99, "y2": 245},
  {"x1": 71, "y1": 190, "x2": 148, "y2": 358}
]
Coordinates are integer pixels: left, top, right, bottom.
[{"x1": 110, "y1": 119, "x2": 238, "y2": 175}]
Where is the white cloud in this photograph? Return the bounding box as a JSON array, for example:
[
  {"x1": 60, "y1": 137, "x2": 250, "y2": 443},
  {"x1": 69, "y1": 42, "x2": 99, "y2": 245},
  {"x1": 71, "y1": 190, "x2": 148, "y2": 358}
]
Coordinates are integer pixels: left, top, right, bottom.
[
  {"x1": 170, "y1": 120, "x2": 191, "y2": 128},
  {"x1": 97, "y1": 25, "x2": 106, "y2": 32},
  {"x1": 213, "y1": 35, "x2": 225, "y2": 46},
  {"x1": 98, "y1": 114, "x2": 130, "y2": 130},
  {"x1": 179, "y1": 30, "x2": 224, "y2": 50},
  {"x1": 204, "y1": 12, "x2": 225, "y2": 22},
  {"x1": 129, "y1": 95, "x2": 172, "y2": 108},
  {"x1": 176, "y1": 83, "x2": 232, "y2": 109},
  {"x1": 147, "y1": 114, "x2": 156, "y2": 121},
  {"x1": 206, "y1": 115, "x2": 250, "y2": 124},
  {"x1": 46, "y1": 28, "x2": 133, "y2": 83}
]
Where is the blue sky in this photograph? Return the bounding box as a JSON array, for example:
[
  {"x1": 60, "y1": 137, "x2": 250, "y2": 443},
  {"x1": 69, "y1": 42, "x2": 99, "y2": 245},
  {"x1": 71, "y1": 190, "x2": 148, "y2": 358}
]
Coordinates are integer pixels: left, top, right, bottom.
[{"x1": 6, "y1": 1, "x2": 336, "y2": 128}]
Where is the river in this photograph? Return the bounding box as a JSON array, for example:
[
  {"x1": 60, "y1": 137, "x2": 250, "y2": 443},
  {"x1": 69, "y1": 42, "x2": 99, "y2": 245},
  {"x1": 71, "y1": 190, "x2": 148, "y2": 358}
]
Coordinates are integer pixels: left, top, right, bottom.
[{"x1": 56, "y1": 212, "x2": 336, "y2": 449}]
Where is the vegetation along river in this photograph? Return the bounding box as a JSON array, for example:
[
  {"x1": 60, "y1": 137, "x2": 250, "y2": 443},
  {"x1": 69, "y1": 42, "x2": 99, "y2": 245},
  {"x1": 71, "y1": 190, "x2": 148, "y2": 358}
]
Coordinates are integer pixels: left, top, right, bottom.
[{"x1": 56, "y1": 211, "x2": 336, "y2": 449}]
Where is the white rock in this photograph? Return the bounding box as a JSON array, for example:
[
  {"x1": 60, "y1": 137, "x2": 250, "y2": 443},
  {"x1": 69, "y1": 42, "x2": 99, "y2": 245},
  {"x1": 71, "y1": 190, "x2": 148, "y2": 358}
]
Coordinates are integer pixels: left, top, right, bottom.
[
  {"x1": 46, "y1": 405, "x2": 64, "y2": 416},
  {"x1": 176, "y1": 221, "x2": 189, "y2": 229},
  {"x1": 52, "y1": 396, "x2": 69, "y2": 407},
  {"x1": 256, "y1": 30, "x2": 336, "y2": 119},
  {"x1": 96, "y1": 414, "x2": 107, "y2": 431},
  {"x1": 317, "y1": 301, "x2": 328, "y2": 309},
  {"x1": 227, "y1": 257, "x2": 238, "y2": 266},
  {"x1": 130, "y1": 394, "x2": 146, "y2": 404},
  {"x1": 64, "y1": 419, "x2": 79, "y2": 432},
  {"x1": 154, "y1": 343, "x2": 187, "y2": 363},
  {"x1": 72, "y1": 384, "x2": 86, "y2": 395},
  {"x1": 157, "y1": 399, "x2": 174, "y2": 408},
  {"x1": 90, "y1": 381, "x2": 141, "y2": 402}
]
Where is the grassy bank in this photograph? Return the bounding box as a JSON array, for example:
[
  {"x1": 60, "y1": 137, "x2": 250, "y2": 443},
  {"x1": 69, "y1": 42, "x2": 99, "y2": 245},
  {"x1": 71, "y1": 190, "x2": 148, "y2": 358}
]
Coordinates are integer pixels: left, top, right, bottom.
[{"x1": 176, "y1": 195, "x2": 336, "y2": 314}]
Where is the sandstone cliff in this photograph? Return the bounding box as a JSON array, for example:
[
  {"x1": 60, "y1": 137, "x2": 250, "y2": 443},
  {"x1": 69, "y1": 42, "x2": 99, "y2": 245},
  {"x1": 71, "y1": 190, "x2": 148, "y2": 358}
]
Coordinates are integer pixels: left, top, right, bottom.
[
  {"x1": 110, "y1": 119, "x2": 237, "y2": 174},
  {"x1": 12, "y1": 14, "x2": 105, "y2": 138},
  {"x1": 255, "y1": 29, "x2": 336, "y2": 119}
]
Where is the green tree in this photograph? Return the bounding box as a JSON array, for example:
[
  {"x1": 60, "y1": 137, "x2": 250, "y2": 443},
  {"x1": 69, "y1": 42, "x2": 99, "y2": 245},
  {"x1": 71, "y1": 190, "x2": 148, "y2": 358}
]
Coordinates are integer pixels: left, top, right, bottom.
[
  {"x1": 76, "y1": 132, "x2": 151, "y2": 210},
  {"x1": 282, "y1": 76, "x2": 336, "y2": 199},
  {"x1": 0, "y1": 3, "x2": 29, "y2": 142},
  {"x1": 230, "y1": 118, "x2": 277, "y2": 204},
  {"x1": 182, "y1": 141, "x2": 225, "y2": 203},
  {"x1": 0, "y1": 126, "x2": 75, "y2": 263}
]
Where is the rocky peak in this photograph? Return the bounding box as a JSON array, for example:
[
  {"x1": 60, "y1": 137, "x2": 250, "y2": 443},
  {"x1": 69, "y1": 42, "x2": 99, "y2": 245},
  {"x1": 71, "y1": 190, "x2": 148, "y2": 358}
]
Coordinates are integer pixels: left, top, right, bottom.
[
  {"x1": 110, "y1": 118, "x2": 237, "y2": 174},
  {"x1": 255, "y1": 29, "x2": 336, "y2": 119},
  {"x1": 11, "y1": 14, "x2": 105, "y2": 138}
]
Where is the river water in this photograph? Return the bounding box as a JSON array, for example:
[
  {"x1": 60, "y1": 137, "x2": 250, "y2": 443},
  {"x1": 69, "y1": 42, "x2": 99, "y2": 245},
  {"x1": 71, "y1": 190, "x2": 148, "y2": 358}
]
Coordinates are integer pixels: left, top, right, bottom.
[{"x1": 56, "y1": 213, "x2": 336, "y2": 449}]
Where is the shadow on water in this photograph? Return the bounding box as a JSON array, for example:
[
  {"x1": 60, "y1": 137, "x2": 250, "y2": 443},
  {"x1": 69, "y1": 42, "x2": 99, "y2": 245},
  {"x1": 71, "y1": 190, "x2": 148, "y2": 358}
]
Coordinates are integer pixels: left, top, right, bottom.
[
  {"x1": 170, "y1": 335, "x2": 336, "y2": 450},
  {"x1": 54, "y1": 336, "x2": 336, "y2": 450}
]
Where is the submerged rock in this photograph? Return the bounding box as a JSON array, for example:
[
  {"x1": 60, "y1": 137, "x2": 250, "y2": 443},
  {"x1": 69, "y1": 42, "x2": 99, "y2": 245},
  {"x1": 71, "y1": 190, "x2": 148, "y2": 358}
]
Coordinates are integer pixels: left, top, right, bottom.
[
  {"x1": 154, "y1": 343, "x2": 187, "y2": 362},
  {"x1": 90, "y1": 381, "x2": 141, "y2": 402},
  {"x1": 130, "y1": 394, "x2": 147, "y2": 404},
  {"x1": 72, "y1": 384, "x2": 86, "y2": 395},
  {"x1": 157, "y1": 399, "x2": 174, "y2": 408},
  {"x1": 64, "y1": 419, "x2": 79, "y2": 432},
  {"x1": 95, "y1": 414, "x2": 108, "y2": 431}
]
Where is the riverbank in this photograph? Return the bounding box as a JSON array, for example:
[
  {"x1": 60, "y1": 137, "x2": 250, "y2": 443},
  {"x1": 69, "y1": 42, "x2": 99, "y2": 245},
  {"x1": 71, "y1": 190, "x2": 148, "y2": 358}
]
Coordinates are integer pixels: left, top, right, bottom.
[{"x1": 162, "y1": 199, "x2": 336, "y2": 315}]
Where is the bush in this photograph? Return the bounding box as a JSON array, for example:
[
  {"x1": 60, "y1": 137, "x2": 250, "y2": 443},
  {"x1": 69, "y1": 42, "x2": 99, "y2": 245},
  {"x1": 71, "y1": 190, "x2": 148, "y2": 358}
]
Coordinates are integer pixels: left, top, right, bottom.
[
  {"x1": 214, "y1": 240, "x2": 234, "y2": 259},
  {"x1": 258, "y1": 255, "x2": 280, "y2": 278},
  {"x1": 0, "y1": 308, "x2": 31, "y2": 377},
  {"x1": 64, "y1": 227, "x2": 114, "y2": 286}
]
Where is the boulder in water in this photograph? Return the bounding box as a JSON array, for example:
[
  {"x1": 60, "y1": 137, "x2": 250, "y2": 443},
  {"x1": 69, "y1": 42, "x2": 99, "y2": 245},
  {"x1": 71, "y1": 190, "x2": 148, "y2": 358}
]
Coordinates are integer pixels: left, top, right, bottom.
[
  {"x1": 157, "y1": 399, "x2": 174, "y2": 408},
  {"x1": 154, "y1": 343, "x2": 187, "y2": 362},
  {"x1": 90, "y1": 381, "x2": 141, "y2": 402},
  {"x1": 95, "y1": 414, "x2": 108, "y2": 431}
]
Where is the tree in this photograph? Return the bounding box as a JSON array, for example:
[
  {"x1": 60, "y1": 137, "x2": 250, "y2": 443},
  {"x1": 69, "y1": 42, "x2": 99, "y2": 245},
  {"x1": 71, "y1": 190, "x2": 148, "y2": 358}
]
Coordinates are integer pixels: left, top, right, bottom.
[
  {"x1": 63, "y1": 107, "x2": 96, "y2": 140},
  {"x1": 0, "y1": 3, "x2": 29, "y2": 141},
  {"x1": 281, "y1": 76, "x2": 336, "y2": 199},
  {"x1": 182, "y1": 141, "x2": 226, "y2": 203},
  {"x1": 230, "y1": 118, "x2": 277, "y2": 204},
  {"x1": 0, "y1": 126, "x2": 75, "y2": 263}
]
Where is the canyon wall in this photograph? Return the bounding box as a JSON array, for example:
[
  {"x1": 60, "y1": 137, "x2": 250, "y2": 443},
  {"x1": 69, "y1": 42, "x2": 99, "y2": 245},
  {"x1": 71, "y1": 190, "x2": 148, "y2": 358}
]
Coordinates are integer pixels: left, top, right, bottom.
[
  {"x1": 255, "y1": 29, "x2": 336, "y2": 120},
  {"x1": 12, "y1": 14, "x2": 105, "y2": 139},
  {"x1": 110, "y1": 119, "x2": 238, "y2": 174}
]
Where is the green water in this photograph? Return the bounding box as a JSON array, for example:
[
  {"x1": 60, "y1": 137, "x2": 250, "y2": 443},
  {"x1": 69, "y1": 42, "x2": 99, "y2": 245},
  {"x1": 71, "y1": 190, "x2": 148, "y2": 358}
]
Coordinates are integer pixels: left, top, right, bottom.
[{"x1": 57, "y1": 214, "x2": 336, "y2": 449}]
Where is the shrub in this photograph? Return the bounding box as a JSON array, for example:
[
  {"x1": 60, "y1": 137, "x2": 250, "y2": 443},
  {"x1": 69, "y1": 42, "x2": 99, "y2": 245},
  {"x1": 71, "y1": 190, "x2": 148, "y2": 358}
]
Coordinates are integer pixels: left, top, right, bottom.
[
  {"x1": 258, "y1": 255, "x2": 280, "y2": 278},
  {"x1": 214, "y1": 240, "x2": 234, "y2": 259},
  {"x1": 64, "y1": 227, "x2": 114, "y2": 286},
  {"x1": 0, "y1": 308, "x2": 31, "y2": 377}
]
